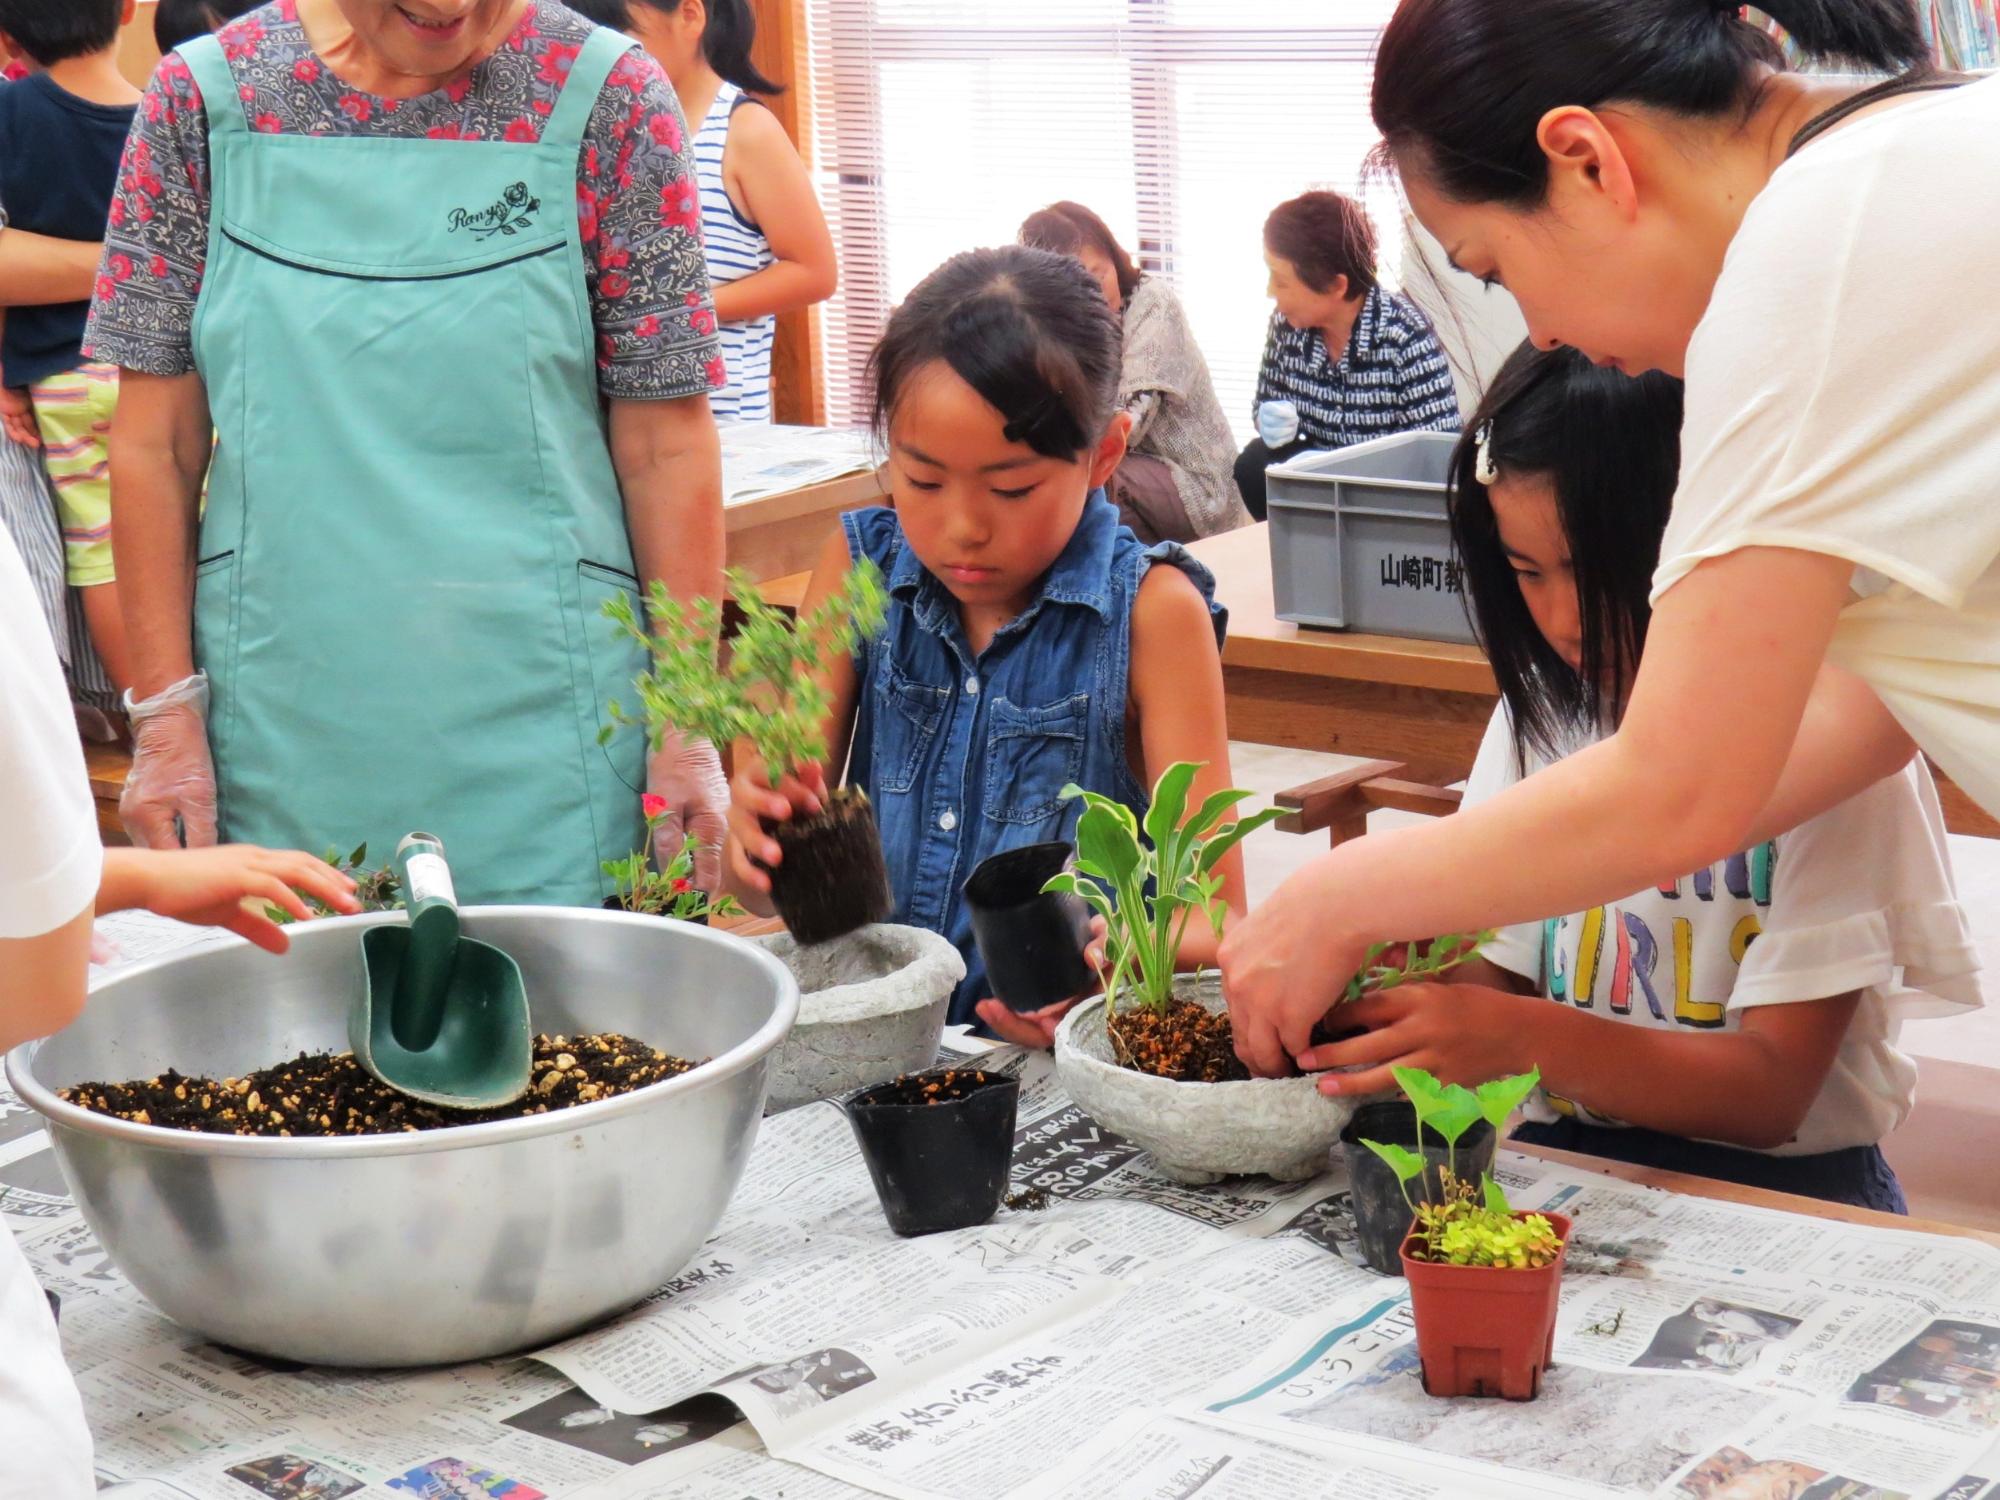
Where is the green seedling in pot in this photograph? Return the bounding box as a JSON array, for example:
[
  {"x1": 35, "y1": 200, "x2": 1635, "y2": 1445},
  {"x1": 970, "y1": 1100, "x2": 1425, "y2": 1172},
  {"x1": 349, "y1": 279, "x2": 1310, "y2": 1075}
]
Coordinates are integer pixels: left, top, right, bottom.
[
  {"x1": 1360, "y1": 1065, "x2": 1560, "y2": 1269},
  {"x1": 1342, "y1": 932, "x2": 1496, "y2": 1005},
  {"x1": 1043, "y1": 761, "x2": 1286, "y2": 1016},
  {"x1": 267, "y1": 841, "x2": 401, "y2": 925}
]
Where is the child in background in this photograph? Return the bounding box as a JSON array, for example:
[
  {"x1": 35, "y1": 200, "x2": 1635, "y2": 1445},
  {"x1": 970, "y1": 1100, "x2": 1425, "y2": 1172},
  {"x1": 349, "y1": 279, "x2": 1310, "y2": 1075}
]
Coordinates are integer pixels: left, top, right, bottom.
[
  {"x1": 152, "y1": 0, "x2": 261, "y2": 54},
  {"x1": 563, "y1": 0, "x2": 834, "y2": 423},
  {"x1": 726, "y1": 245, "x2": 1242, "y2": 1043},
  {"x1": 0, "y1": 0, "x2": 139, "y2": 692},
  {"x1": 1299, "y1": 343, "x2": 1980, "y2": 1212}
]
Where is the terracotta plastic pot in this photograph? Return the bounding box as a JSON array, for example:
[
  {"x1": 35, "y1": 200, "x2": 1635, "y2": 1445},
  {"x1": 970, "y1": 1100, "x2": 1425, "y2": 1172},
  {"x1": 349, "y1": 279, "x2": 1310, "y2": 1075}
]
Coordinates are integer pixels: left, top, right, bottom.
[{"x1": 1400, "y1": 1210, "x2": 1571, "y2": 1400}]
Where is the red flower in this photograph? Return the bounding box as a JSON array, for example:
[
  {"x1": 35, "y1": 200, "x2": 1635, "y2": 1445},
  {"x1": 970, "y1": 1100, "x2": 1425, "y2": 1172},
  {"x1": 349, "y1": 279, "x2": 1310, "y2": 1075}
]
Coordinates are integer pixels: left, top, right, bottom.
[
  {"x1": 690, "y1": 309, "x2": 716, "y2": 337},
  {"x1": 254, "y1": 112, "x2": 282, "y2": 133},
  {"x1": 95, "y1": 275, "x2": 117, "y2": 304},
  {"x1": 599, "y1": 244, "x2": 630, "y2": 271},
  {"x1": 610, "y1": 52, "x2": 656, "y2": 95},
  {"x1": 647, "y1": 112, "x2": 682, "y2": 153},
  {"x1": 635, "y1": 315, "x2": 660, "y2": 338},
  {"x1": 600, "y1": 271, "x2": 631, "y2": 300},
  {"x1": 642, "y1": 793, "x2": 669, "y2": 819},
  {"x1": 108, "y1": 198, "x2": 127, "y2": 229},
  {"x1": 428, "y1": 123, "x2": 464, "y2": 140},
  {"x1": 135, "y1": 197, "x2": 156, "y2": 223},
  {"x1": 339, "y1": 93, "x2": 372, "y2": 122},
  {"x1": 537, "y1": 41, "x2": 581, "y2": 88},
  {"x1": 149, "y1": 254, "x2": 169, "y2": 279},
  {"x1": 109, "y1": 253, "x2": 134, "y2": 282},
  {"x1": 503, "y1": 116, "x2": 538, "y2": 143},
  {"x1": 597, "y1": 332, "x2": 617, "y2": 366},
  {"x1": 659, "y1": 175, "x2": 699, "y2": 232},
  {"x1": 446, "y1": 75, "x2": 474, "y2": 103},
  {"x1": 576, "y1": 183, "x2": 600, "y2": 243},
  {"x1": 685, "y1": 289, "x2": 703, "y2": 307},
  {"x1": 670, "y1": 878, "x2": 694, "y2": 895},
  {"x1": 293, "y1": 58, "x2": 319, "y2": 83},
  {"x1": 705, "y1": 355, "x2": 727, "y2": 390},
  {"x1": 221, "y1": 18, "x2": 263, "y2": 61},
  {"x1": 532, "y1": 97, "x2": 552, "y2": 116}
]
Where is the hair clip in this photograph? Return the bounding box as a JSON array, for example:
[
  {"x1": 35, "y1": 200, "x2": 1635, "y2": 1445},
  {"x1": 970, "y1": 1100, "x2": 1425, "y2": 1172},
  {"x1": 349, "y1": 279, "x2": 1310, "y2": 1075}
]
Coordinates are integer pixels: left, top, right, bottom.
[{"x1": 1473, "y1": 421, "x2": 1499, "y2": 486}]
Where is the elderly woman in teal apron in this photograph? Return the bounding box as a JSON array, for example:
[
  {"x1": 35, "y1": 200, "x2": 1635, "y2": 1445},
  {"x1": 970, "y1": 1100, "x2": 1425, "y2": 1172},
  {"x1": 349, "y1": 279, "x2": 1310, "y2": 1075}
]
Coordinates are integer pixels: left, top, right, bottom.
[{"x1": 86, "y1": 0, "x2": 729, "y2": 905}]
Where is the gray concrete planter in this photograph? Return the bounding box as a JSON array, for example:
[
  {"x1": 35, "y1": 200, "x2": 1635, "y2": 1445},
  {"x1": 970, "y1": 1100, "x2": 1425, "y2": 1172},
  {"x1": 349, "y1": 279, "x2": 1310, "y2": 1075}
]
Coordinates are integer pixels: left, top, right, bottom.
[
  {"x1": 757, "y1": 924, "x2": 964, "y2": 1112},
  {"x1": 1053, "y1": 973, "x2": 1355, "y2": 1184}
]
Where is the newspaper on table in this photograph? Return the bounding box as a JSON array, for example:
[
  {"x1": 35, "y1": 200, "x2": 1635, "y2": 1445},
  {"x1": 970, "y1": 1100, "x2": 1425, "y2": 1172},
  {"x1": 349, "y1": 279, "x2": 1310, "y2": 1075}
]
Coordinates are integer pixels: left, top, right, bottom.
[
  {"x1": 21, "y1": 926, "x2": 2000, "y2": 1498},
  {"x1": 719, "y1": 422, "x2": 876, "y2": 507}
]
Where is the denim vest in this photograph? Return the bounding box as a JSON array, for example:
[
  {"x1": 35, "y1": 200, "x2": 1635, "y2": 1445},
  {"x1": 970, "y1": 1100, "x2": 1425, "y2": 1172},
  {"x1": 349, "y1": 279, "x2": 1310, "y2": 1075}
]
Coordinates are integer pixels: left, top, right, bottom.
[{"x1": 844, "y1": 493, "x2": 1226, "y2": 1026}]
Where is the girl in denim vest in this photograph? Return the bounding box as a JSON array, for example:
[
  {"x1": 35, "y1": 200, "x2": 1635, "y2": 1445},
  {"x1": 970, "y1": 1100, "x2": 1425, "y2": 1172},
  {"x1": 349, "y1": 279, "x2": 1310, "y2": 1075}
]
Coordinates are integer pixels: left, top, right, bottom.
[{"x1": 725, "y1": 245, "x2": 1244, "y2": 1041}]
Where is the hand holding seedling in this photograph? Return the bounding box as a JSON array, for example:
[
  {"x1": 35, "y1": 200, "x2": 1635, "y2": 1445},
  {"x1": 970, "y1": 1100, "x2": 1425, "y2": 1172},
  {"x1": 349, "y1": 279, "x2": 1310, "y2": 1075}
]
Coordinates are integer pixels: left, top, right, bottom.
[
  {"x1": 1301, "y1": 980, "x2": 1536, "y2": 1097},
  {"x1": 974, "y1": 915, "x2": 1109, "y2": 1049},
  {"x1": 725, "y1": 754, "x2": 830, "y2": 897}
]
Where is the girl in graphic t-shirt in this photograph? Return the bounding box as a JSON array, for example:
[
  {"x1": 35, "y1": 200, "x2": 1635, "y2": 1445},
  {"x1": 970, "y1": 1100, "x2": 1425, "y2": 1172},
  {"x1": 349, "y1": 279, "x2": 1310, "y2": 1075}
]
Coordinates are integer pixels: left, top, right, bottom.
[{"x1": 1297, "y1": 345, "x2": 1980, "y2": 1212}]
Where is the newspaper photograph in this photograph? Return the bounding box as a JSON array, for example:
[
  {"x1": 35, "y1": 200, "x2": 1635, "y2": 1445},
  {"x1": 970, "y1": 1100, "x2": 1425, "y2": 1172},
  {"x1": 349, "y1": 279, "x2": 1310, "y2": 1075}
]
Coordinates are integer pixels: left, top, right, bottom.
[{"x1": 718, "y1": 422, "x2": 877, "y2": 506}]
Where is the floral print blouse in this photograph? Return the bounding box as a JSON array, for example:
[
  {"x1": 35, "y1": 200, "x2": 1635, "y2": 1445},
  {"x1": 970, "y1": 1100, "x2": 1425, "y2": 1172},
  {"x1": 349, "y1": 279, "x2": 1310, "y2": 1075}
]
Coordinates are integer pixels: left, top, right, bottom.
[{"x1": 83, "y1": 0, "x2": 723, "y2": 401}]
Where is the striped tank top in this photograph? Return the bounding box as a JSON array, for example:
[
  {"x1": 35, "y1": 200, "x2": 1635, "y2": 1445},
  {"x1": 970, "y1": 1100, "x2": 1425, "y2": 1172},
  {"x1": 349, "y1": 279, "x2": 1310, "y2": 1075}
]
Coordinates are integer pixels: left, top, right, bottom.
[{"x1": 694, "y1": 80, "x2": 776, "y2": 423}]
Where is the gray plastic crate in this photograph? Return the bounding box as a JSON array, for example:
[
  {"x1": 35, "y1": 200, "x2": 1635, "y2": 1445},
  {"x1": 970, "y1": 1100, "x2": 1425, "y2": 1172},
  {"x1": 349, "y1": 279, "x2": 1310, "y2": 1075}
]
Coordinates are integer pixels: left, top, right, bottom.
[{"x1": 1265, "y1": 430, "x2": 1473, "y2": 643}]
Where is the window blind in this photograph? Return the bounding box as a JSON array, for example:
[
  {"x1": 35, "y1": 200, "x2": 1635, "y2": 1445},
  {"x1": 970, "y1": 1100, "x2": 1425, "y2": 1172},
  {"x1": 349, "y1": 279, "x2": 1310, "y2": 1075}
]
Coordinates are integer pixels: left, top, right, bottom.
[{"x1": 805, "y1": 0, "x2": 1402, "y2": 440}]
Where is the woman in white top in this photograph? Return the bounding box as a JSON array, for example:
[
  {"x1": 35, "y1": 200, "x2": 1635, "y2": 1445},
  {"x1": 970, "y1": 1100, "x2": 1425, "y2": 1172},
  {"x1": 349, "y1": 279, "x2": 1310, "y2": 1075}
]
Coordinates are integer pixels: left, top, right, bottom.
[
  {"x1": 575, "y1": 0, "x2": 836, "y2": 423},
  {"x1": 1218, "y1": 0, "x2": 2000, "y2": 1078},
  {"x1": 0, "y1": 523, "x2": 355, "y2": 1493}
]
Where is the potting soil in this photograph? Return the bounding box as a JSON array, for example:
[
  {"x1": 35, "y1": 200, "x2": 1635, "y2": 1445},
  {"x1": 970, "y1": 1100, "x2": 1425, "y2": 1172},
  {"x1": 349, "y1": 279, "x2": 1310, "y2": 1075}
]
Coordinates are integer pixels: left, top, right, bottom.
[
  {"x1": 1108, "y1": 1000, "x2": 1251, "y2": 1083},
  {"x1": 59, "y1": 1033, "x2": 698, "y2": 1136}
]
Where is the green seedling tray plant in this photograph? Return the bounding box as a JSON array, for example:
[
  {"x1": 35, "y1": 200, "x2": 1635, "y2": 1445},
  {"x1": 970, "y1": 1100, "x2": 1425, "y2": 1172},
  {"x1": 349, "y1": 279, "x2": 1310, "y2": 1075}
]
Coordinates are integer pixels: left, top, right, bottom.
[{"x1": 605, "y1": 563, "x2": 893, "y2": 945}]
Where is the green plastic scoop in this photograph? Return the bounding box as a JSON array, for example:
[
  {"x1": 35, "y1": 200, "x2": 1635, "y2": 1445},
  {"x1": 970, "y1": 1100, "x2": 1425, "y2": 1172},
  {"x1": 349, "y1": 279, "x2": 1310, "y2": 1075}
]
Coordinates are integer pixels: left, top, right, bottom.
[{"x1": 350, "y1": 833, "x2": 533, "y2": 1109}]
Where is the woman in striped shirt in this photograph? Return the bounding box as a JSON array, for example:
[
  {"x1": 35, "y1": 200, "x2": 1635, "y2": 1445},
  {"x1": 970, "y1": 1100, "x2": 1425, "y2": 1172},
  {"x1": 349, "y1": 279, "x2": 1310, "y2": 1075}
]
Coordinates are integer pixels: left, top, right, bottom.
[
  {"x1": 574, "y1": 0, "x2": 836, "y2": 423},
  {"x1": 1237, "y1": 190, "x2": 1461, "y2": 519}
]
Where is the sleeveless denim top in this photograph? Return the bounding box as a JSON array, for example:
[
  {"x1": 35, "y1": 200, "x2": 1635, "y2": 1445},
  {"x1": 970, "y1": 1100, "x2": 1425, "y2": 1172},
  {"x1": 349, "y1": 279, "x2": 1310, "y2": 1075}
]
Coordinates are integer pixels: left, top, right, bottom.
[{"x1": 843, "y1": 492, "x2": 1226, "y2": 1026}]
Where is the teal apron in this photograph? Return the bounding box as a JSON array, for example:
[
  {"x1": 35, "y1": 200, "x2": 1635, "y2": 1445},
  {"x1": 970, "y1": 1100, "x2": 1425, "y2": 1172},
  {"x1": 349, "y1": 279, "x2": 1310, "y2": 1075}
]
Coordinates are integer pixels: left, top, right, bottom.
[{"x1": 180, "y1": 29, "x2": 646, "y2": 907}]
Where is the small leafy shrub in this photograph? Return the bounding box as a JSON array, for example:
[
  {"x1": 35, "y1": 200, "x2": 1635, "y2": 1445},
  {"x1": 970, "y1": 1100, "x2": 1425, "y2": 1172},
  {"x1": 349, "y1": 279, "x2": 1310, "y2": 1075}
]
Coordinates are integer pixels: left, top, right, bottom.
[
  {"x1": 603, "y1": 564, "x2": 888, "y2": 782},
  {"x1": 1360, "y1": 1065, "x2": 1562, "y2": 1269},
  {"x1": 268, "y1": 842, "x2": 401, "y2": 924},
  {"x1": 1342, "y1": 932, "x2": 1497, "y2": 1004}
]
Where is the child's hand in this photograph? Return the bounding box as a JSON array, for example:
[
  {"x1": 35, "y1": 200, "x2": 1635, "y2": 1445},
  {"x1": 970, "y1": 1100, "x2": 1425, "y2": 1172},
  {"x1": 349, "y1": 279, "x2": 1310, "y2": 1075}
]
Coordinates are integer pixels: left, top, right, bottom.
[
  {"x1": 0, "y1": 386, "x2": 39, "y2": 449},
  {"x1": 972, "y1": 916, "x2": 1108, "y2": 1050},
  {"x1": 725, "y1": 754, "x2": 828, "y2": 894},
  {"x1": 114, "y1": 845, "x2": 361, "y2": 955},
  {"x1": 1294, "y1": 982, "x2": 1532, "y2": 1098}
]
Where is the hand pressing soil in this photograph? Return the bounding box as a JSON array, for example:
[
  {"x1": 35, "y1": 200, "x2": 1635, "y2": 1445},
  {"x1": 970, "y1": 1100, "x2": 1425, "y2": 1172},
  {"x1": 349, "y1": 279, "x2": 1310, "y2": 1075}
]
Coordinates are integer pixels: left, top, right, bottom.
[{"x1": 59, "y1": 1033, "x2": 698, "y2": 1137}]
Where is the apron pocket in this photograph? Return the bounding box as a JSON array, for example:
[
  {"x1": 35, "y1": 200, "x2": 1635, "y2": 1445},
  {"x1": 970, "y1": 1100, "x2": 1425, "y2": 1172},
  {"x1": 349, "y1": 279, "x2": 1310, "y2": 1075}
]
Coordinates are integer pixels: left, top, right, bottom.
[{"x1": 192, "y1": 549, "x2": 239, "y2": 759}]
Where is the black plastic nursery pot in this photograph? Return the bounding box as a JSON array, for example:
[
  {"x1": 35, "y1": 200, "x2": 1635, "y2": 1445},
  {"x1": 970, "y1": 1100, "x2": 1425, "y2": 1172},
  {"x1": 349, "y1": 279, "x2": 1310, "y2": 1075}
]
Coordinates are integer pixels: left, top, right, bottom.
[
  {"x1": 963, "y1": 842, "x2": 1096, "y2": 1014},
  {"x1": 1341, "y1": 1102, "x2": 1498, "y2": 1276},
  {"x1": 843, "y1": 1069, "x2": 1021, "y2": 1237},
  {"x1": 767, "y1": 787, "x2": 894, "y2": 946}
]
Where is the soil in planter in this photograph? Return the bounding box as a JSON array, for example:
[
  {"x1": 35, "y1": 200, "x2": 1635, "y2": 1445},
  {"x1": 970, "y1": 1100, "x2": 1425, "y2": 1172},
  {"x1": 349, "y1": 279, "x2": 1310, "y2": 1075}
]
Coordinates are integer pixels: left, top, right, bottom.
[
  {"x1": 59, "y1": 1033, "x2": 698, "y2": 1137},
  {"x1": 765, "y1": 787, "x2": 893, "y2": 946},
  {"x1": 1108, "y1": 1002, "x2": 1251, "y2": 1083},
  {"x1": 864, "y1": 1068, "x2": 1004, "y2": 1106}
]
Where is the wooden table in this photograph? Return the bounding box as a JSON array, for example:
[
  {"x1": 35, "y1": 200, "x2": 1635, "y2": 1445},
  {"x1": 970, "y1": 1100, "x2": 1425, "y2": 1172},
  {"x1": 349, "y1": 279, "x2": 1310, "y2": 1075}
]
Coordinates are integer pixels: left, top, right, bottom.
[
  {"x1": 1191, "y1": 521, "x2": 2000, "y2": 838},
  {"x1": 1513, "y1": 1141, "x2": 2000, "y2": 1246},
  {"x1": 1189, "y1": 521, "x2": 1496, "y2": 787},
  {"x1": 726, "y1": 467, "x2": 883, "y2": 584}
]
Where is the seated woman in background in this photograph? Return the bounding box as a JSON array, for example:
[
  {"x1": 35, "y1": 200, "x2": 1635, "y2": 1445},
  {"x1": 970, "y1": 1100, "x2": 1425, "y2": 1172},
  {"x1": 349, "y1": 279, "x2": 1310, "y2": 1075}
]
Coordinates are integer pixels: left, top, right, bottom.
[
  {"x1": 569, "y1": 0, "x2": 835, "y2": 423},
  {"x1": 1238, "y1": 190, "x2": 1459, "y2": 519},
  {"x1": 1019, "y1": 201, "x2": 1242, "y2": 544}
]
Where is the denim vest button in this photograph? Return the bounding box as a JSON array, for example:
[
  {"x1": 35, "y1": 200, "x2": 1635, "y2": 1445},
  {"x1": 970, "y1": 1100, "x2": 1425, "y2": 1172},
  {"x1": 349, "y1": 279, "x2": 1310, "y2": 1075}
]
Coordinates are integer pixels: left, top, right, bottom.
[
  {"x1": 939, "y1": 809, "x2": 957, "y2": 831},
  {"x1": 965, "y1": 675, "x2": 980, "y2": 695}
]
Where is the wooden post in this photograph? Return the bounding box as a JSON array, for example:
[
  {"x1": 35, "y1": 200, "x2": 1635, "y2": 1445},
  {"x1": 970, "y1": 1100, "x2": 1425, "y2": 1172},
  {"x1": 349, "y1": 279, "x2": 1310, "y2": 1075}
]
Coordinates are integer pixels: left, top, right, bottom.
[{"x1": 749, "y1": 0, "x2": 826, "y2": 426}]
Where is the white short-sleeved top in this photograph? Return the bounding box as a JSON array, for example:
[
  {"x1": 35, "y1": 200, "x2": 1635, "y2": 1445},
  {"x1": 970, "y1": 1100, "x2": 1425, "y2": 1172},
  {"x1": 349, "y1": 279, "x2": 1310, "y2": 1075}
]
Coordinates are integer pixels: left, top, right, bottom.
[
  {"x1": 1466, "y1": 706, "x2": 1982, "y2": 1155},
  {"x1": 1653, "y1": 74, "x2": 2000, "y2": 817},
  {"x1": 0, "y1": 525, "x2": 99, "y2": 1493}
]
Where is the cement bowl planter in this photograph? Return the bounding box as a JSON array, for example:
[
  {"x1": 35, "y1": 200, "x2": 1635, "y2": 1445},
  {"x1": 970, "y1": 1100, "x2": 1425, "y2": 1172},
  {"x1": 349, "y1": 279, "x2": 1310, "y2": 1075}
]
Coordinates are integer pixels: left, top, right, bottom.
[
  {"x1": 6, "y1": 908, "x2": 796, "y2": 1368},
  {"x1": 1053, "y1": 974, "x2": 1356, "y2": 1184},
  {"x1": 757, "y1": 924, "x2": 965, "y2": 1112}
]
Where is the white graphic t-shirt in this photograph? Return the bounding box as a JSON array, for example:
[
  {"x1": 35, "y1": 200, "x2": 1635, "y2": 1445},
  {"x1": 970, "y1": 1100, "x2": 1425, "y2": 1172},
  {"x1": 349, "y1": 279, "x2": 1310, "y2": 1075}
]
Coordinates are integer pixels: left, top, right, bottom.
[{"x1": 1465, "y1": 705, "x2": 1982, "y2": 1155}]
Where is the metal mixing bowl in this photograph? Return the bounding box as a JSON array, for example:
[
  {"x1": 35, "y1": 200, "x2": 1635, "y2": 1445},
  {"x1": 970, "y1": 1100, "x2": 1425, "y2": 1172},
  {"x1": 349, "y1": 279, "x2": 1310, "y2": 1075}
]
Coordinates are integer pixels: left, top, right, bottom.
[{"x1": 6, "y1": 908, "x2": 798, "y2": 1367}]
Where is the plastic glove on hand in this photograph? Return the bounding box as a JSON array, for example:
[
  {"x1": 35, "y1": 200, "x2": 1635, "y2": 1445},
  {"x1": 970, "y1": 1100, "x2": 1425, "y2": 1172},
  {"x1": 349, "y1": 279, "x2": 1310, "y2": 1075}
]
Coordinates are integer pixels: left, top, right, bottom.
[
  {"x1": 119, "y1": 672, "x2": 218, "y2": 850},
  {"x1": 648, "y1": 732, "x2": 730, "y2": 894}
]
